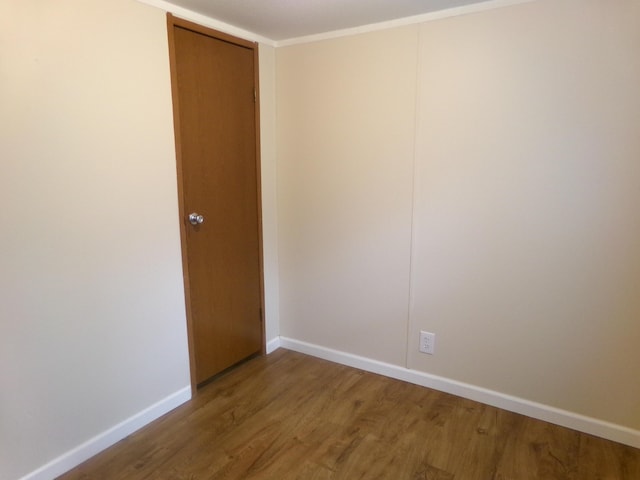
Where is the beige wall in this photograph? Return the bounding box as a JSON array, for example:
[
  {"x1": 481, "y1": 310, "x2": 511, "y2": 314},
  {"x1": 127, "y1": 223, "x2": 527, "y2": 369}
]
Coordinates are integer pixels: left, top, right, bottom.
[
  {"x1": 277, "y1": 26, "x2": 418, "y2": 365},
  {"x1": 409, "y1": 0, "x2": 640, "y2": 429},
  {"x1": 277, "y1": 0, "x2": 640, "y2": 430},
  {"x1": 0, "y1": 1, "x2": 191, "y2": 478},
  {"x1": 259, "y1": 44, "x2": 281, "y2": 344},
  {"x1": 3, "y1": 0, "x2": 639, "y2": 477},
  {"x1": 0, "y1": 1, "x2": 280, "y2": 478}
]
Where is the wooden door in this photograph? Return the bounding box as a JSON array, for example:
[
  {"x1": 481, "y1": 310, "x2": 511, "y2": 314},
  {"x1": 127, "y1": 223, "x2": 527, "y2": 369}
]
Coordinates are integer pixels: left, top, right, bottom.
[{"x1": 167, "y1": 15, "x2": 264, "y2": 386}]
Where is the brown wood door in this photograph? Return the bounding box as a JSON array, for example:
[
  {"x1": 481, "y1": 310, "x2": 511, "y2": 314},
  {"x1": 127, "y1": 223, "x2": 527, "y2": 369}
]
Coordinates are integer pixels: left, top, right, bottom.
[{"x1": 168, "y1": 16, "x2": 264, "y2": 385}]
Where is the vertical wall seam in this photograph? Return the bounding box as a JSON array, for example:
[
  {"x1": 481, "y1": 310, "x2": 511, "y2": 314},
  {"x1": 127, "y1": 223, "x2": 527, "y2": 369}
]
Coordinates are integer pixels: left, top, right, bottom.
[{"x1": 404, "y1": 24, "x2": 422, "y2": 369}]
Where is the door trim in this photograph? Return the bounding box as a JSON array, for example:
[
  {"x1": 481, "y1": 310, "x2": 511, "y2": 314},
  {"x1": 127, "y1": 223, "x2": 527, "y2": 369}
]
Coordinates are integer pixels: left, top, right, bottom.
[{"x1": 166, "y1": 13, "x2": 265, "y2": 394}]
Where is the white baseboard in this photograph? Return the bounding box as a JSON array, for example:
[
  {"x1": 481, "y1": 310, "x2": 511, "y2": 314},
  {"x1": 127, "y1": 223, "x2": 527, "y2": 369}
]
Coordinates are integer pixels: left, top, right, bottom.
[
  {"x1": 20, "y1": 386, "x2": 192, "y2": 480},
  {"x1": 266, "y1": 336, "x2": 281, "y2": 354},
  {"x1": 18, "y1": 338, "x2": 639, "y2": 480},
  {"x1": 279, "y1": 337, "x2": 640, "y2": 449}
]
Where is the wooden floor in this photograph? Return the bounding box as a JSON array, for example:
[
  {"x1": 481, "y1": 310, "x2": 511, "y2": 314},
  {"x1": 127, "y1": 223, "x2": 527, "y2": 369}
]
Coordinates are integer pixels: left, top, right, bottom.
[{"x1": 59, "y1": 349, "x2": 639, "y2": 479}]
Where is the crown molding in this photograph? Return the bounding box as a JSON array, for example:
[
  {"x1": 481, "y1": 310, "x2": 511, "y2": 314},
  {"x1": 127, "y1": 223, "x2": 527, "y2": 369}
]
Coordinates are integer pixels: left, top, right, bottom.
[
  {"x1": 276, "y1": 0, "x2": 536, "y2": 47},
  {"x1": 136, "y1": 0, "x2": 277, "y2": 46}
]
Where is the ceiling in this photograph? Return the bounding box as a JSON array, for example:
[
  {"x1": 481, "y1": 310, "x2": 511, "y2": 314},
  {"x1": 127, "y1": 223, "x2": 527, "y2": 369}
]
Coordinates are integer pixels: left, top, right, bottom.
[{"x1": 163, "y1": 0, "x2": 495, "y2": 41}]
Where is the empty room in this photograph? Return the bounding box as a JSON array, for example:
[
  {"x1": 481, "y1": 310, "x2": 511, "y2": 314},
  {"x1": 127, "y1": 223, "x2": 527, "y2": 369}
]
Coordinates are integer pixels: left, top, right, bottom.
[{"x1": 1, "y1": 0, "x2": 639, "y2": 479}]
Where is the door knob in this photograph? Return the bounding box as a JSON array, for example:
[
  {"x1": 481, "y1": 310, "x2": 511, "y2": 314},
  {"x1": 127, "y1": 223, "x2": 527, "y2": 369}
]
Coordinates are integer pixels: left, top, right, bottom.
[{"x1": 188, "y1": 213, "x2": 204, "y2": 225}]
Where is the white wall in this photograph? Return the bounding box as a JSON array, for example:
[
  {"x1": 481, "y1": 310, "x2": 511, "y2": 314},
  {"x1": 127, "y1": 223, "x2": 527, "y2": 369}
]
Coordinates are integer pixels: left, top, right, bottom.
[
  {"x1": 0, "y1": 1, "x2": 192, "y2": 478},
  {"x1": 277, "y1": 0, "x2": 640, "y2": 433}
]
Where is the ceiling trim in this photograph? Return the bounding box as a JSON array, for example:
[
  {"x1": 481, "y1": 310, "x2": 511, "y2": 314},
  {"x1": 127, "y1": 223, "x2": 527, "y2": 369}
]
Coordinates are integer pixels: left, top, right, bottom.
[
  {"x1": 136, "y1": 0, "x2": 277, "y2": 46},
  {"x1": 275, "y1": 0, "x2": 536, "y2": 47},
  {"x1": 138, "y1": 0, "x2": 535, "y2": 47}
]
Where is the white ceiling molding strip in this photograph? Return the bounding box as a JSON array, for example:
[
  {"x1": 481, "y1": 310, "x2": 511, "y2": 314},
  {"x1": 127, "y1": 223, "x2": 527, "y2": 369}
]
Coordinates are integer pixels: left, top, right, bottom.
[
  {"x1": 136, "y1": 0, "x2": 277, "y2": 46},
  {"x1": 275, "y1": 0, "x2": 536, "y2": 47},
  {"x1": 137, "y1": 0, "x2": 535, "y2": 47}
]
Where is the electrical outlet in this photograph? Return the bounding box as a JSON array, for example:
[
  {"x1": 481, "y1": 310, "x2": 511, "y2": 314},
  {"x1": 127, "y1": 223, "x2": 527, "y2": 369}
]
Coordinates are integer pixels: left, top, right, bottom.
[{"x1": 419, "y1": 331, "x2": 435, "y2": 355}]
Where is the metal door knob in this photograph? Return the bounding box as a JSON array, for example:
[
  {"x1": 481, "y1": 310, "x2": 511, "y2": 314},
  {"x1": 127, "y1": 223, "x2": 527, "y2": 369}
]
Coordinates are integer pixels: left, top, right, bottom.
[{"x1": 188, "y1": 213, "x2": 204, "y2": 225}]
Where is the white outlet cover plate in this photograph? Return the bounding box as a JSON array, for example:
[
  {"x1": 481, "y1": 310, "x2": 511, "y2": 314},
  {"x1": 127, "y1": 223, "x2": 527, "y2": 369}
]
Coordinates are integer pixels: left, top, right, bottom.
[{"x1": 419, "y1": 331, "x2": 435, "y2": 355}]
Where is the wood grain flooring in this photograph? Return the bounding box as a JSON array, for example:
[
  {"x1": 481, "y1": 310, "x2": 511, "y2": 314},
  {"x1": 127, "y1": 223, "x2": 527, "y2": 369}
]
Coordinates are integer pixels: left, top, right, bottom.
[{"x1": 58, "y1": 349, "x2": 640, "y2": 479}]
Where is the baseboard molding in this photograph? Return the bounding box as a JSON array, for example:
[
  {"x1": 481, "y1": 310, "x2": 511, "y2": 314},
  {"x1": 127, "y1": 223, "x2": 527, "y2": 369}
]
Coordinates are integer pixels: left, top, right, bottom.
[
  {"x1": 279, "y1": 337, "x2": 640, "y2": 449},
  {"x1": 20, "y1": 386, "x2": 192, "y2": 480},
  {"x1": 266, "y1": 336, "x2": 281, "y2": 354}
]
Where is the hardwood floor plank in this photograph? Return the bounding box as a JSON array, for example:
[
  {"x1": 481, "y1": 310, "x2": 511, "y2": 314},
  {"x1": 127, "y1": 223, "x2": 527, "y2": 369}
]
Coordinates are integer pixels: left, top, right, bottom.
[
  {"x1": 578, "y1": 433, "x2": 640, "y2": 479},
  {"x1": 492, "y1": 415, "x2": 581, "y2": 480},
  {"x1": 57, "y1": 349, "x2": 640, "y2": 480}
]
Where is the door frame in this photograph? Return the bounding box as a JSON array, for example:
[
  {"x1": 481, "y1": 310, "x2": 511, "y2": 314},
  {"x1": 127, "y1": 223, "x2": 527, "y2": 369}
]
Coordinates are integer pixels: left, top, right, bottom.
[{"x1": 166, "y1": 13, "x2": 265, "y2": 393}]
